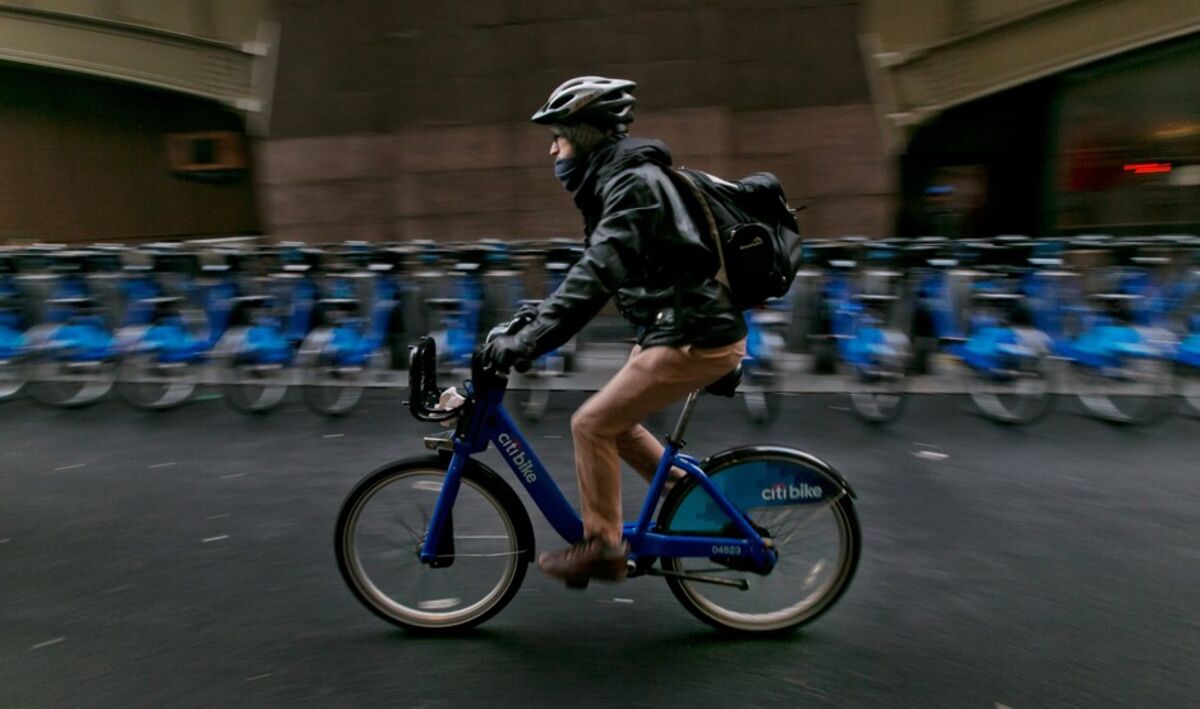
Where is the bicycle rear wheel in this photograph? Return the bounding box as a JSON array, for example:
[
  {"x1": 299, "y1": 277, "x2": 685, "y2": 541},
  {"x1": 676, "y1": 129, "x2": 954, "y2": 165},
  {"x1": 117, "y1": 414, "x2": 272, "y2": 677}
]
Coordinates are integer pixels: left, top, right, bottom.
[
  {"x1": 214, "y1": 327, "x2": 289, "y2": 414},
  {"x1": 657, "y1": 448, "x2": 861, "y2": 633},
  {"x1": 1073, "y1": 356, "x2": 1172, "y2": 425},
  {"x1": 117, "y1": 352, "x2": 198, "y2": 410},
  {"x1": 27, "y1": 357, "x2": 115, "y2": 408},
  {"x1": 336, "y1": 456, "x2": 533, "y2": 632},
  {"x1": 848, "y1": 369, "x2": 906, "y2": 424},
  {"x1": 299, "y1": 330, "x2": 383, "y2": 417},
  {"x1": 0, "y1": 359, "x2": 26, "y2": 401},
  {"x1": 966, "y1": 337, "x2": 1054, "y2": 425},
  {"x1": 1180, "y1": 364, "x2": 1200, "y2": 418}
]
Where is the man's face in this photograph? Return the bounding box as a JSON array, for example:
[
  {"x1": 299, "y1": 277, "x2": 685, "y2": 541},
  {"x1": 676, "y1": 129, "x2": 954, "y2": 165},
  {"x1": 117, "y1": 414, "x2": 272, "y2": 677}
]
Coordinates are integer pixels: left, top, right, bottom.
[{"x1": 550, "y1": 132, "x2": 575, "y2": 161}]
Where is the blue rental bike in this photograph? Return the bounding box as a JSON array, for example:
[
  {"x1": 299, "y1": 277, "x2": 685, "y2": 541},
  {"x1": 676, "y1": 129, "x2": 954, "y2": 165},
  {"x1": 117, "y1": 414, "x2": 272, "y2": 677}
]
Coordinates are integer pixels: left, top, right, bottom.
[
  {"x1": 821, "y1": 239, "x2": 911, "y2": 424},
  {"x1": 1059, "y1": 239, "x2": 1176, "y2": 425},
  {"x1": 23, "y1": 251, "x2": 121, "y2": 408},
  {"x1": 953, "y1": 239, "x2": 1056, "y2": 425},
  {"x1": 297, "y1": 247, "x2": 401, "y2": 416},
  {"x1": 335, "y1": 320, "x2": 861, "y2": 633},
  {"x1": 213, "y1": 245, "x2": 319, "y2": 414},
  {"x1": 113, "y1": 249, "x2": 226, "y2": 411},
  {"x1": 741, "y1": 300, "x2": 788, "y2": 425},
  {"x1": 510, "y1": 240, "x2": 584, "y2": 423},
  {"x1": 0, "y1": 252, "x2": 29, "y2": 401}
]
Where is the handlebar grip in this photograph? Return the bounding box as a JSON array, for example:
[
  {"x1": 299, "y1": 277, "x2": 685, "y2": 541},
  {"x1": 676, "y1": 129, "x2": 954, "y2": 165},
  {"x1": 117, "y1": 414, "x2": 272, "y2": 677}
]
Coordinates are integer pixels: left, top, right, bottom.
[{"x1": 513, "y1": 358, "x2": 532, "y2": 374}]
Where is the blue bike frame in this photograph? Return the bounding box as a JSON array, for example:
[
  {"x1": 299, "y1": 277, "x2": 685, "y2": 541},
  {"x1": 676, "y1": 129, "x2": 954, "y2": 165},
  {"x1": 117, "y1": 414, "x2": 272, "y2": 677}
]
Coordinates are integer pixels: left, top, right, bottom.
[{"x1": 418, "y1": 383, "x2": 775, "y2": 568}]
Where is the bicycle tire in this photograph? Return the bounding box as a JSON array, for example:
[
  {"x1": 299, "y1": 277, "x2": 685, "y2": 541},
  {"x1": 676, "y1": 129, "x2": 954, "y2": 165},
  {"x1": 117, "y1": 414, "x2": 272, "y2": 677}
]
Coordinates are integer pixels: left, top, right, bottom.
[
  {"x1": 0, "y1": 359, "x2": 27, "y2": 401},
  {"x1": 335, "y1": 455, "x2": 534, "y2": 632},
  {"x1": 1175, "y1": 363, "x2": 1200, "y2": 419},
  {"x1": 214, "y1": 326, "x2": 289, "y2": 415},
  {"x1": 657, "y1": 447, "x2": 861, "y2": 634},
  {"x1": 117, "y1": 352, "x2": 198, "y2": 411},
  {"x1": 966, "y1": 335, "x2": 1054, "y2": 426},
  {"x1": 1073, "y1": 356, "x2": 1173, "y2": 426},
  {"x1": 298, "y1": 328, "x2": 378, "y2": 417}
]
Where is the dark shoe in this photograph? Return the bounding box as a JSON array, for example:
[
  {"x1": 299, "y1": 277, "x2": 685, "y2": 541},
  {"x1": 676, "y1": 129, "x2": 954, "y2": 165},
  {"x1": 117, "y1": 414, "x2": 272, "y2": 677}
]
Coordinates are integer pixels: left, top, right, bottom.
[{"x1": 538, "y1": 538, "x2": 629, "y2": 588}]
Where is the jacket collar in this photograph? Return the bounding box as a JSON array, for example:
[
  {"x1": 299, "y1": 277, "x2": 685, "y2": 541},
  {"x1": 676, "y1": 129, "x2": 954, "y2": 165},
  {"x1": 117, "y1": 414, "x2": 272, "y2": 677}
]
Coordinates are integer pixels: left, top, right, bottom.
[{"x1": 573, "y1": 136, "x2": 673, "y2": 226}]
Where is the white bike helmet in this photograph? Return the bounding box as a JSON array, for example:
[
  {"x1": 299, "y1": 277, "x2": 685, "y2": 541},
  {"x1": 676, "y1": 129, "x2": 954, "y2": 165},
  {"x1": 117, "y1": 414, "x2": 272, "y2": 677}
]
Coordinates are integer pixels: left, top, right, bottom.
[{"x1": 531, "y1": 76, "x2": 637, "y2": 130}]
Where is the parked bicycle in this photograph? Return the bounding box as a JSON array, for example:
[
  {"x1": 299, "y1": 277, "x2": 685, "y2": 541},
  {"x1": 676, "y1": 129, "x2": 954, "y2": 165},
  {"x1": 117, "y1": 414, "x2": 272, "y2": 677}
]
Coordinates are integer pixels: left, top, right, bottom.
[
  {"x1": 23, "y1": 251, "x2": 119, "y2": 408},
  {"x1": 954, "y1": 239, "x2": 1055, "y2": 425},
  {"x1": 1059, "y1": 240, "x2": 1176, "y2": 425},
  {"x1": 0, "y1": 252, "x2": 29, "y2": 401},
  {"x1": 212, "y1": 246, "x2": 319, "y2": 414},
  {"x1": 298, "y1": 247, "x2": 401, "y2": 416}
]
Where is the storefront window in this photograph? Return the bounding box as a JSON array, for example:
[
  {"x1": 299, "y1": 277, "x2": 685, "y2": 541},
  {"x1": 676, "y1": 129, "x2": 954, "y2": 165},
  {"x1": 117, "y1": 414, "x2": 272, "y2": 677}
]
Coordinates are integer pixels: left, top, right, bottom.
[{"x1": 1053, "y1": 40, "x2": 1200, "y2": 234}]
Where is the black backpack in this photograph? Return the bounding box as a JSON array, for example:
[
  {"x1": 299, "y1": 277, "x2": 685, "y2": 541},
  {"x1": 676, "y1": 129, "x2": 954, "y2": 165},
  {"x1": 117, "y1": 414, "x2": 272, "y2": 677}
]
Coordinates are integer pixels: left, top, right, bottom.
[{"x1": 670, "y1": 169, "x2": 803, "y2": 311}]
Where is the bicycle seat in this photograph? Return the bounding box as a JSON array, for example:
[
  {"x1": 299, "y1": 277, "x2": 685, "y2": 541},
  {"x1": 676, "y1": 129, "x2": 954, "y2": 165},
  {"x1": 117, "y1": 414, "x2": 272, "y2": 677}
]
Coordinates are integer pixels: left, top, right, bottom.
[
  {"x1": 704, "y1": 365, "x2": 743, "y2": 397},
  {"x1": 1089, "y1": 293, "x2": 1143, "y2": 302},
  {"x1": 318, "y1": 297, "x2": 361, "y2": 311},
  {"x1": 230, "y1": 295, "x2": 273, "y2": 308},
  {"x1": 752, "y1": 311, "x2": 789, "y2": 327},
  {"x1": 47, "y1": 297, "x2": 96, "y2": 308},
  {"x1": 426, "y1": 298, "x2": 465, "y2": 313},
  {"x1": 972, "y1": 292, "x2": 1025, "y2": 303}
]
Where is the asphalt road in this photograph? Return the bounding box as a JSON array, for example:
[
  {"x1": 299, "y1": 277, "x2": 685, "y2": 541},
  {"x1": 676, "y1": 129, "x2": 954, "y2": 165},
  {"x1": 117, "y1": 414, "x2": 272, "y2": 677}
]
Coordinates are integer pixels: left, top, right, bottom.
[{"x1": 2, "y1": 388, "x2": 1198, "y2": 708}]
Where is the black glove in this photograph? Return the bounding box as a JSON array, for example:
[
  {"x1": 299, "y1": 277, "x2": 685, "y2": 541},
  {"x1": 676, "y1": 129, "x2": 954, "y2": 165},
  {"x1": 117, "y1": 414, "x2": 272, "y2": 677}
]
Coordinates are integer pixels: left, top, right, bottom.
[
  {"x1": 480, "y1": 334, "x2": 526, "y2": 372},
  {"x1": 512, "y1": 302, "x2": 540, "y2": 328}
]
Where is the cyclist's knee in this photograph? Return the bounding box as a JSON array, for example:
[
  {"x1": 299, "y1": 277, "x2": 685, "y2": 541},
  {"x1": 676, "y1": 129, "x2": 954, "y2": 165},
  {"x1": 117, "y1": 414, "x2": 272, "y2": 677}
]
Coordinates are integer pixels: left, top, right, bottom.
[
  {"x1": 570, "y1": 406, "x2": 595, "y2": 438},
  {"x1": 571, "y1": 404, "x2": 619, "y2": 441}
]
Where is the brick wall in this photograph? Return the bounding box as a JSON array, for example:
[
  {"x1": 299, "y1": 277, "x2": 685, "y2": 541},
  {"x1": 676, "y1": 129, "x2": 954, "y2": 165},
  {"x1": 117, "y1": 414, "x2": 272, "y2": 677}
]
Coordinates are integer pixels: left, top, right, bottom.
[{"x1": 259, "y1": 0, "x2": 893, "y2": 242}]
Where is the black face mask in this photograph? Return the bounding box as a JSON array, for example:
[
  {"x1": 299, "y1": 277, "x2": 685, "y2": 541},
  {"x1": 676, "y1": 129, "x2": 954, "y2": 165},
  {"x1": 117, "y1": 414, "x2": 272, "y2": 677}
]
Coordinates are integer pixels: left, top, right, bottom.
[{"x1": 554, "y1": 157, "x2": 585, "y2": 192}]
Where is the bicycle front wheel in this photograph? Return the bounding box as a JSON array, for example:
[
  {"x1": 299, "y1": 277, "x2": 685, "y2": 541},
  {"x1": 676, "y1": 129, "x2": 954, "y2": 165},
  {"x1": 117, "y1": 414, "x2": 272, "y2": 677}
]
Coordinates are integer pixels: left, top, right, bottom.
[
  {"x1": 657, "y1": 448, "x2": 861, "y2": 633},
  {"x1": 335, "y1": 456, "x2": 533, "y2": 632}
]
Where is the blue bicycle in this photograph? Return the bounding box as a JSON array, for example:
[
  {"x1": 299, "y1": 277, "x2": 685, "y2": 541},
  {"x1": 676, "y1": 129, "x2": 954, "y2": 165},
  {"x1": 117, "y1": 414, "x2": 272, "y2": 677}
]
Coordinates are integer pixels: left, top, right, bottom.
[
  {"x1": 0, "y1": 252, "x2": 29, "y2": 401},
  {"x1": 114, "y1": 249, "x2": 222, "y2": 411},
  {"x1": 23, "y1": 251, "x2": 120, "y2": 408},
  {"x1": 1177, "y1": 315, "x2": 1200, "y2": 418},
  {"x1": 953, "y1": 239, "x2": 1055, "y2": 425},
  {"x1": 741, "y1": 300, "x2": 787, "y2": 425},
  {"x1": 1059, "y1": 240, "x2": 1176, "y2": 425},
  {"x1": 813, "y1": 239, "x2": 910, "y2": 424},
  {"x1": 335, "y1": 325, "x2": 861, "y2": 633},
  {"x1": 298, "y1": 247, "x2": 400, "y2": 416},
  {"x1": 213, "y1": 246, "x2": 319, "y2": 414},
  {"x1": 510, "y1": 241, "x2": 584, "y2": 423}
]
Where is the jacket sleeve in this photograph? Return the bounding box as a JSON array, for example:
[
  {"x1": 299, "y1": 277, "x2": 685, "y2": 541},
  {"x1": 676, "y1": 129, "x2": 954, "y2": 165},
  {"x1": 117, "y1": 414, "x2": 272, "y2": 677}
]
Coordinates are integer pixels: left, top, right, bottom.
[{"x1": 513, "y1": 170, "x2": 662, "y2": 358}]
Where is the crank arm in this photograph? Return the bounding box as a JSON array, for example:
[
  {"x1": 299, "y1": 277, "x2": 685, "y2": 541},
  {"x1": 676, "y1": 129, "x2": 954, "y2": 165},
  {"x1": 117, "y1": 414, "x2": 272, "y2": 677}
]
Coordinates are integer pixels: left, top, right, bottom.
[{"x1": 646, "y1": 567, "x2": 749, "y2": 590}]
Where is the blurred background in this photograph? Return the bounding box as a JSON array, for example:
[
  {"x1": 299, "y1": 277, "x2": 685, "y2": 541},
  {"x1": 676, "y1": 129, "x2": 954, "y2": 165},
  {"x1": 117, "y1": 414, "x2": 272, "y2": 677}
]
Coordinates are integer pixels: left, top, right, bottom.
[
  {"x1": 3, "y1": 2, "x2": 1200, "y2": 707},
  {"x1": 0, "y1": 0, "x2": 1195, "y2": 246}
]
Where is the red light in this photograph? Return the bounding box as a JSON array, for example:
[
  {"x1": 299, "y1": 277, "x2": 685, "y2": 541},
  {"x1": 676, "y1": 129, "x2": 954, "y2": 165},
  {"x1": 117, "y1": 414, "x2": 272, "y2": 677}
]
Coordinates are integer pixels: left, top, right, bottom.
[{"x1": 1123, "y1": 162, "x2": 1172, "y2": 174}]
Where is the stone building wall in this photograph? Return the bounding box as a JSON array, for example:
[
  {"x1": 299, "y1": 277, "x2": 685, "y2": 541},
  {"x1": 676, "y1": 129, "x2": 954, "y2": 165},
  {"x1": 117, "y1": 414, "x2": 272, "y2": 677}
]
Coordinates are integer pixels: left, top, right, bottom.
[{"x1": 259, "y1": 0, "x2": 892, "y2": 242}]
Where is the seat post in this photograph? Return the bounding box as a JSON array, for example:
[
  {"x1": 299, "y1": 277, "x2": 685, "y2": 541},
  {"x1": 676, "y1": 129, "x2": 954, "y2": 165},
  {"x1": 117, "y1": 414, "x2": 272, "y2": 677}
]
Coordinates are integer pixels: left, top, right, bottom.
[{"x1": 667, "y1": 390, "x2": 701, "y2": 447}]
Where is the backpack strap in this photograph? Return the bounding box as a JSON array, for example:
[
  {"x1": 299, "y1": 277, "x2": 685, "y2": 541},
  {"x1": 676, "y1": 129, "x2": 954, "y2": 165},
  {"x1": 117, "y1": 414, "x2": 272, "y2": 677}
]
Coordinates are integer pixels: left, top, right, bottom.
[{"x1": 672, "y1": 168, "x2": 730, "y2": 290}]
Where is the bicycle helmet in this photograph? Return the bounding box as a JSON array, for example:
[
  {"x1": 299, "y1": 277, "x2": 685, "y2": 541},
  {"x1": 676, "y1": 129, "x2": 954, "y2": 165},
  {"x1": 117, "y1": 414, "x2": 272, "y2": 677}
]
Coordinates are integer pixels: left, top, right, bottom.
[{"x1": 531, "y1": 76, "x2": 637, "y2": 130}]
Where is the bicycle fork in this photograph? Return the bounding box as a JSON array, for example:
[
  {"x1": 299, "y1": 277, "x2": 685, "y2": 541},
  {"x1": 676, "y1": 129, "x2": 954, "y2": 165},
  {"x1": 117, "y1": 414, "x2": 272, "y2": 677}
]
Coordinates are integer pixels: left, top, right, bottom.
[{"x1": 419, "y1": 449, "x2": 467, "y2": 567}]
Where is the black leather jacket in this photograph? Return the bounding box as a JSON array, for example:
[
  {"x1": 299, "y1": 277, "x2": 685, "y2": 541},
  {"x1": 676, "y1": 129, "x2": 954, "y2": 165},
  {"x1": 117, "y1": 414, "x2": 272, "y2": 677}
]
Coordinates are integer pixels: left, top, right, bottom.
[{"x1": 514, "y1": 137, "x2": 746, "y2": 358}]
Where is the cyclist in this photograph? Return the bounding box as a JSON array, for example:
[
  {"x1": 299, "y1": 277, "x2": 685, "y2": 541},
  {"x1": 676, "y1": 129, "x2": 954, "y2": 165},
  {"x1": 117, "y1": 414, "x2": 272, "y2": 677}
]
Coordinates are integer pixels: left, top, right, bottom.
[{"x1": 480, "y1": 76, "x2": 747, "y2": 586}]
